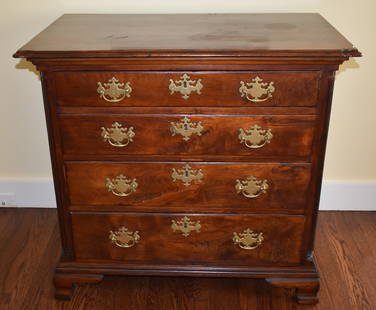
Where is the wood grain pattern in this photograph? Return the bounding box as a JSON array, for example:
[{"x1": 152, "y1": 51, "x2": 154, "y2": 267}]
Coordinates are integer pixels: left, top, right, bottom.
[
  {"x1": 0, "y1": 209, "x2": 375, "y2": 309},
  {"x1": 13, "y1": 14, "x2": 360, "y2": 58},
  {"x1": 65, "y1": 162, "x2": 312, "y2": 212},
  {"x1": 59, "y1": 115, "x2": 316, "y2": 159},
  {"x1": 71, "y1": 212, "x2": 306, "y2": 266},
  {"x1": 54, "y1": 71, "x2": 319, "y2": 107},
  {"x1": 57, "y1": 105, "x2": 318, "y2": 116},
  {"x1": 28, "y1": 58, "x2": 351, "y2": 72},
  {"x1": 54, "y1": 273, "x2": 104, "y2": 300}
]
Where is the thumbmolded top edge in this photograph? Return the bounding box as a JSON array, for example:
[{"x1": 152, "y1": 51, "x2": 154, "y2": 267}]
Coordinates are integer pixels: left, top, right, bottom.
[{"x1": 13, "y1": 13, "x2": 361, "y2": 60}]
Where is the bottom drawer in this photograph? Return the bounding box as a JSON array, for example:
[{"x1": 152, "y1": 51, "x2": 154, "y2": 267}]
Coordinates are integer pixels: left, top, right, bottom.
[{"x1": 71, "y1": 212, "x2": 306, "y2": 266}]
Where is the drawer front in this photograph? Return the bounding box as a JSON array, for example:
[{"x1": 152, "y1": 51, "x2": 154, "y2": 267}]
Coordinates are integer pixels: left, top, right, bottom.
[
  {"x1": 55, "y1": 71, "x2": 319, "y2": 107},
  {"x1": 60, "y1": 115, "x2": 316, "y2": 159},
  {"x1": 71, "y1": 212, "x2": 306, "y2": 266},
  {"x1": 66, "y1": 162, "x2": 311, "y2": 212}
]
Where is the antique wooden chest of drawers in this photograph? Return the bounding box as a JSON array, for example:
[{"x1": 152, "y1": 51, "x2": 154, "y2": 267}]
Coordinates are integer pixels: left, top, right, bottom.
[{"x1": 14, "y1": 13, "x2": 360, "y2": 304}]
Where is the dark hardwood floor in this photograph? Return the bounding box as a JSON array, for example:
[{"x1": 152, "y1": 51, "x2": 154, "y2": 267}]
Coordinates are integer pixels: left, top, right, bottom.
[{"x1": 0, "y1": 208, "x2": 375, "y2": 309}]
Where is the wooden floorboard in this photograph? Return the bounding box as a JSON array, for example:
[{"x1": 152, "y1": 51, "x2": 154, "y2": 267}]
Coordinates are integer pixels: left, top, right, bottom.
[{"x1": 0, "y1": 208, "x2": 375, "y2": 309}]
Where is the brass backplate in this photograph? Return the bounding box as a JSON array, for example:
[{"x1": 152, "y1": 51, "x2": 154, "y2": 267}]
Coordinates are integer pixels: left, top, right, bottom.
[
  {"x1": 109, "y1": 226, "x2": 140, "y2": 248},
  {"x1": 233, "y1": 228, "x2": 264, "y2": 250},
  {"x1": 171, "y1": 164, "x2": 204, "y2": 186},
  {"x1": 171, "y1": 216, "x2": 201, "y2": 237},
  {"x1": 97, "y1": 77, "x2": 132, "y2": 102},
  {"x1": 105, "y1": 174, "x2": 138, "y2": 196},
  {"x1": 170, "y1": 116, "x2": 204, "y2": 141},
  {"x1": 169, "y1": 74, "x2": 203, "y2": 99},
  {"x1": 239, "y1": 76, "x2": 275, "y2": 102},
  {"x1": 235, "y1": 176, "x2": 269, "y2": 198},
  {"x1": 101, "y1": 122, "x2": 135, "y2": 147},
  {"x1": 238, "y1": 124, "x2": 273, "y2": 149}
]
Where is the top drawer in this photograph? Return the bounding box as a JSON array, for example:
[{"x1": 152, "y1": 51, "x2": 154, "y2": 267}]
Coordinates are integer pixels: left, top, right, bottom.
[{"x1": 54, "y1": 71, "x2": 320, "y2": 107}]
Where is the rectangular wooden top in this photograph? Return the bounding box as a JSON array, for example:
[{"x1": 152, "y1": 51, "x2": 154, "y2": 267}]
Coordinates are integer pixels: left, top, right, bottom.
[{"x1": 14, "y1": 13, "x2": 360, "y2": 58}]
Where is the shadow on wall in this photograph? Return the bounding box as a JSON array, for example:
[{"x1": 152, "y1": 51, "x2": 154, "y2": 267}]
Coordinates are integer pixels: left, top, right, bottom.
[
  {"x1": 337, "y1": 57, "x2": 360, "y2": 75},
  {"x1": 15, "y1": 59, "x2": 40, "y2": 79}
]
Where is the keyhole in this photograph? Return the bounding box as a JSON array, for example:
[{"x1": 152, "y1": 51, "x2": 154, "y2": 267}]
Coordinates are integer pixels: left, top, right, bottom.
[
  {"x1": 185, "y1": 171, "x2": 189, "y2": 177},
  {"x1": 184, "y1": 124, "x2": 188, "y2": 130},
  {"x1": 183, "y1": 81, "x2": 187, "y2": 88},
  {"x1": 184, "y1": 223, "x2": 188, "y2": 228}
]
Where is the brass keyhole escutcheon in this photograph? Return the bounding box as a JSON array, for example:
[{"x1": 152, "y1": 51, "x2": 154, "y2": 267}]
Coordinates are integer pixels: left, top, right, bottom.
[
  {"x1": 169, "y1": 74, "x2": 203, "y2": 99},
  {"x1": 170, "y1": 116, "x2": 204, "y2": 141},
  {"x1": 171, "y1": 216, "x2": 201, "y2": 237},
  {"x1": 171, "y1": 164, "x2": 204, "y2": 187}
]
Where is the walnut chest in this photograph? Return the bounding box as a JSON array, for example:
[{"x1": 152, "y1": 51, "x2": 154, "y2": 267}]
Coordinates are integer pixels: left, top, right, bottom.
[{"x1": 14, "y1": 13, "x2": 360, "y2": 304}]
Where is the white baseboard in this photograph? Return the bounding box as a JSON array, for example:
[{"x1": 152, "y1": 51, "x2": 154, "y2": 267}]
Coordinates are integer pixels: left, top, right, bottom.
[
  {"x1": 0, "y1": 178, "x2": 375, "y2": 210},
  {"x1": 319, "y1": 181, "x2": 376, "y2": 211},
  {"x1": 0, "y1": 178, "x2": 56, "y2": 208}
]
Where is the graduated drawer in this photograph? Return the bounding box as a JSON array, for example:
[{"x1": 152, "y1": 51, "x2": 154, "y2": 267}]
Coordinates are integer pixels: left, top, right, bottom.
[
  {"x1": 54, "y1": 71, "x2": 319, "y2": 107},
  {"x1": 65, "y1": 162, "x2": 311, "y2": 212},
  {"x1": 59, "y1": 115, "x2": 316, "y2": 159},
  {"x1": 71, "y1": 212, "x2": 305, "y2": 266}
]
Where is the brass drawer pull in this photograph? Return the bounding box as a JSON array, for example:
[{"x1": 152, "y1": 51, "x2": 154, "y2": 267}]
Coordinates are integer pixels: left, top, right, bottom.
[
  {"x1": 171, "y1": 164, "x2": 203, "y2": 187},
  {"x1": 105, "y1": 174, "x2": 138, "y2": 196},
  {"x1": 109, "y1": 226, "x2": 140, "y2": 248},
  {"x1": 97, "y1": 77, "x2": 132, "y2": 102},
  {"x1": 171, "y1": 216, "x2": 201, "y2": 237},
  {"x1": 235, "y1": 176, "x2": 269, "y2": 198},
  {"x1": 170, "y1": 116, "x2": 203, "y2": 141},
  {"x1": 101, "y1": 122, "x2": 135, "y2": 147},
  {"x1": 233, "y1": 229, "x2": 264, "y2": 250},
  {"x1": 238, "y1": 125, "x2": 273, "y2": 149},
  {"x1": 169, "y1": 74, "x2": 203, "y2": 99},
  {"x1": 239, "y1": 76, "x2": 275, "y2": 103}
]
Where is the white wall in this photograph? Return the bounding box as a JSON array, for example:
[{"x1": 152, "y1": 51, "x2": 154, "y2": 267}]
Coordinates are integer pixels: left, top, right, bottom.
[{"x1": 0, "y1": 1, "x2": 375, "y2": 208}]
